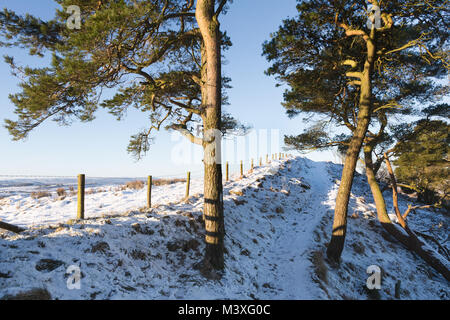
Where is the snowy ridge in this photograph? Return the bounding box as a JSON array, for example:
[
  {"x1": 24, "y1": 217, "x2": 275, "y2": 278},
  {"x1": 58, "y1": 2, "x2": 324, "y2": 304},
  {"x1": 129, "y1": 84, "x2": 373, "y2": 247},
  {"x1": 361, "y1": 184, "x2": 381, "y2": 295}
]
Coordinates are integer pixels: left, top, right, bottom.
[{"x1": 0, "y1": 157, "x2": 448, "y2": 299}]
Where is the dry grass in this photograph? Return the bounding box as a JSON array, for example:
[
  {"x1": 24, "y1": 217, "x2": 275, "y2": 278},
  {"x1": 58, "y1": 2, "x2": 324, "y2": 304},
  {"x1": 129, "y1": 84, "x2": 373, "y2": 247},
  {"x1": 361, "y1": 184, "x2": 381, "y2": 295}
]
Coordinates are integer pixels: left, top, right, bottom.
[
  {"x1": 123, "y1": 178, "x2": 186, "y2": 190},
  {"x1": 31, "y1": 191, "x2": 52, "y2": 199},
  {"x1": 275, "y1": 206, "x2": 284, "y2": 214},
  {"x1": 56, "y1": 188, "x2": 66, "y2": 197},
  {"x1": 125, "y1": 180, "x2": 145, "y2": 190},
  {"x1": 1, "y1": 288, "x2": 51, "y2": 300},
  {"x1": 153, "y1": 178, "x2": 186, "y2": 186},
  {"x1": 68, "y1": 186, "x2": 76, "y2": 196},
  {"x1": 352, "y1": 242, "x2": 365, "y2": 255},
  {"x1": 130, "y1": 249, "x2": 147, "y2": 260},
  {"x1": 85, "y1": 188, "x2": 97, "y2": 195},
  {"x1": 310, "y1": 250, "x2": 328, "y2": 284}
]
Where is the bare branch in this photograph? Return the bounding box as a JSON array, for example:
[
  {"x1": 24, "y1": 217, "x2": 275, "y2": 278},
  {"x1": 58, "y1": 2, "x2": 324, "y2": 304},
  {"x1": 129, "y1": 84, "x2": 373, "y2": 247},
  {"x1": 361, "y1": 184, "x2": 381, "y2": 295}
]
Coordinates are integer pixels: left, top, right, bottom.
[
  {"x1": 338, "y1": 23, "x2": 370, "y2": 42},
  {"x1": 171, "y1": 124, "x2": 203, "y2": 145},
  {"x1": 345, "y1": 71, "x2": 363, "y2": 79},
  {"x1": 342, "y1": 59, "x2": 358, "y2": 69},
  {"x1": 214, "y1": 0, "x2": 228, "y2": 19}
]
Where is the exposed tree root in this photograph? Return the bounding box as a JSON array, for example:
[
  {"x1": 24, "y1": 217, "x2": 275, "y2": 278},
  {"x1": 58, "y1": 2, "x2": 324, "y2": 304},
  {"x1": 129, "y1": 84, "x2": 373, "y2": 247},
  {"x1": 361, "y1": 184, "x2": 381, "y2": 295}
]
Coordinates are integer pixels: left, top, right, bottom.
[{"x1": 0, "y1": 221, "x2": 25, "y2": 234}]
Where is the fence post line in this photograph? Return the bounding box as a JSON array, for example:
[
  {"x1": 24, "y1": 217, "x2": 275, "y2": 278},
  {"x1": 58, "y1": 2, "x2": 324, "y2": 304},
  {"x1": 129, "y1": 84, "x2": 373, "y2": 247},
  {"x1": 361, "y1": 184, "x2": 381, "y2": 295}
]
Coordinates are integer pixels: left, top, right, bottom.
[
  {"x1": 226, "y1": 161, "x2": 229, "y2": 181},
  {"x1": 185, "y1": 171, "x2": 191, "y2": 199},
  {"x1": 251, "y1": 158, "x2": 254, "y2": 170},
  {"x1": 147, "y1": 176, "x2": 152, "y2": 208},
  {"x1": 240, "y1": 160, "x2": 243, "y2": 179},
  {"x1": 77, "y1": 174, "x2": 85, "y2": 220},
  {"x1": 260, "y1": 157, "x2": 262, "y2": 166}
]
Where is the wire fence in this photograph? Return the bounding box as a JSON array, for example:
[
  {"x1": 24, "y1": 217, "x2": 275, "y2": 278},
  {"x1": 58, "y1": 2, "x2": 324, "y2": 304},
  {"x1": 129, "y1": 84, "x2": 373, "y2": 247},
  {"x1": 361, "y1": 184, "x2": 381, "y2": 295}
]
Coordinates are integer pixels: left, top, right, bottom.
[
  {"x1": 0, "y1": 156, "x2": 278, "y2": 182},
  {"x1": 0, "y1": 154, "x2": 289, "y2": 197},
  {"x1": 0, "y1": 153, "x2": 291, "y2": 229}
]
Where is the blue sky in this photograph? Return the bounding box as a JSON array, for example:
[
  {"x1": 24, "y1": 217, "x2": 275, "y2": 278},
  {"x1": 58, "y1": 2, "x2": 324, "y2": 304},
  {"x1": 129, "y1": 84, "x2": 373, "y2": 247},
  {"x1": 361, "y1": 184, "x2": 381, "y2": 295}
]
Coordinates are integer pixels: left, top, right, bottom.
[{"x1": 0, "y1": 0, "x2": 336, "y2": 178}]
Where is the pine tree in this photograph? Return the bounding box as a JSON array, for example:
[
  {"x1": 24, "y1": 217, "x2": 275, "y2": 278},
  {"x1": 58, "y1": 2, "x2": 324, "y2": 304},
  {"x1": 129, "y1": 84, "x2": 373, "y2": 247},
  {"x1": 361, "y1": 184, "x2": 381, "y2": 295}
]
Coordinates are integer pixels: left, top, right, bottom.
[
  {"x1": 1, "y1": 0, "x2": 234, "y2": 274},
  {"x1": 393, "y1": 118, "x2": 449, "y2": 204},
  {"x1": 263, "y1": 0, "x2": 449, "y2": 262}
]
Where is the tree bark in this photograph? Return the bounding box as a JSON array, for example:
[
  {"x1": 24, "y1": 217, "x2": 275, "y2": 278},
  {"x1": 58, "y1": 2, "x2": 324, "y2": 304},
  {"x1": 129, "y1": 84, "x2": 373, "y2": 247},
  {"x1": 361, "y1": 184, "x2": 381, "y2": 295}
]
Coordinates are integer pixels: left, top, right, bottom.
[
  {"x1": 326, "y1": 31, "x2": 376, "y2": 262},
  {"x1": 384, "y1": 153, "x2": 407, "y2": 228},
  {"x1": 196, "y1": 0, "x2": 225, "y2": 271},
  {"x1": 364, "y1": 146, "x2": 450, "y2": 281},
  {"x1": 0, "y1": 221, "x2": 25, "y2": 233}
]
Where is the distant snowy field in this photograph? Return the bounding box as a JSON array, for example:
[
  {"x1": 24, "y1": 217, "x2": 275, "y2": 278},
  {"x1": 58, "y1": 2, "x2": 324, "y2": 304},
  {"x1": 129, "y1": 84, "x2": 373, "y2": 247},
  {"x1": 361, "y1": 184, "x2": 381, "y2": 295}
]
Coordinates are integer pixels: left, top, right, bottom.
[{"x1": 0, "y1": 176, "x2": 203, "y2": 228}]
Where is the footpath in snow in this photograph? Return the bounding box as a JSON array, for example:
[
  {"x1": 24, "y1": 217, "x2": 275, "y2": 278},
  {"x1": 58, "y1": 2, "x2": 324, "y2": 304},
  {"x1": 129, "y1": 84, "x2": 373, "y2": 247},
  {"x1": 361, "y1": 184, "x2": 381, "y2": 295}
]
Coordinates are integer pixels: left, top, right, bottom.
[{"x1": 0, "y1": 157, "x2": 448, "y2": 299}]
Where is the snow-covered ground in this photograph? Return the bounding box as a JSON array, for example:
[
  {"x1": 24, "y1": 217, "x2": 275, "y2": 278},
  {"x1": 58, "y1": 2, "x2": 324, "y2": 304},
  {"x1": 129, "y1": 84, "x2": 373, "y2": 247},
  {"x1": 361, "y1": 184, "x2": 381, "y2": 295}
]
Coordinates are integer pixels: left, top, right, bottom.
[
  {"x1": 0, "y1": 157, "x2": 448, "y2": 299},
  {"x1": 0, "y1": 176, "x2": 203, "y2": 228}
]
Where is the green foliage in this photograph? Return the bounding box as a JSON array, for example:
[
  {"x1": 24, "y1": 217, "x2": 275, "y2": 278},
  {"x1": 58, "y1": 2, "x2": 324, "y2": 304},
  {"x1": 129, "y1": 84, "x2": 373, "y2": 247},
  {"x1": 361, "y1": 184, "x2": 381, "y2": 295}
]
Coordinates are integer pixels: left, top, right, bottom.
[
  {"x1": 262, "y1": 0, "x2": 449, "y2": 152},
  {"x1": 422, "y1": 103, "x2": 450, "y2": 120},
  {"x1": 0, "y1": 0, "x2": 237, "y2": 159},
  {"x1": 284, "y1": 122, "x2": 345, "y2": 152},
  {"x1": 0, "y1": 7, "x2": 63, "y2": 56},
  {"x1": 393, "y1": 119, "x2": 449, "y2": 201}
]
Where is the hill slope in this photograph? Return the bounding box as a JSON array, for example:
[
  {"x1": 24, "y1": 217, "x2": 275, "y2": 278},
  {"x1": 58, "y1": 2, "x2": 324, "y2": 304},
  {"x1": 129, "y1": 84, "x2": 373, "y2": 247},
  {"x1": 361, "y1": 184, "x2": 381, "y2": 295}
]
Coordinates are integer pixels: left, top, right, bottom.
[{"x1": 0, "y1": 157, "x2": 448, "y2": 299}]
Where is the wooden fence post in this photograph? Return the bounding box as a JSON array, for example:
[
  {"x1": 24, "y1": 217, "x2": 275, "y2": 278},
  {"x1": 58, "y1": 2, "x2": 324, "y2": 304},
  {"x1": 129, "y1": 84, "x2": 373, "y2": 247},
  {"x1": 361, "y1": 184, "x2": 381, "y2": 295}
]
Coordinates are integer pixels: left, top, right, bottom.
[
  {"x1": 266, "y1": 154, "x2": 269, "y2": 164},
  {"x1": 226, "y1": 161, "x2": 229, "y2": 181},
  {"x1": 185, "y1": 171, "x2": 191, "y2": 199},
  {"x1": 251, "y1": 158, "x2": 254, "y2": 170},
  {"x1": 240, "y1": 160, "x2": 243, "y2": 178},
  {"x1": 147, "y1": 175, "x2": 152, "y2": 208},
  {"x1": 77, "y1": 174, "x2": 85, "y2": 220},
  {"x1": 259, "y1": 157, "x2": 262, "y2": 166},
  {"x1": 395, "y1": 280, "x2": 401, "y2": 299}
]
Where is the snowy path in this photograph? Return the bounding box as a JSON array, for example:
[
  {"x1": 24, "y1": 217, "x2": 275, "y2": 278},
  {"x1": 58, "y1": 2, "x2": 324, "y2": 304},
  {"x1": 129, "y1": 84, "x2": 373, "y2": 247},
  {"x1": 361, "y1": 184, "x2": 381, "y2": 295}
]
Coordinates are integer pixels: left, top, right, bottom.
[{"x1": 257, "y1": 159, "x2": 336, "y2": 299}]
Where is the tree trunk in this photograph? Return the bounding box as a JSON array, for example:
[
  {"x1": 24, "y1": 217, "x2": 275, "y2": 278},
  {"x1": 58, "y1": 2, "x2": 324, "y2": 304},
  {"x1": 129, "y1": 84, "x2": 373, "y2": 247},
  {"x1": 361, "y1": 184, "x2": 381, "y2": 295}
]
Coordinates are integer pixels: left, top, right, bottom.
[
  {"x1": 364, "y1": 146, "x2": 450, "y2": 281},
  {"x1": 327, "y1": 32, "x2": 376, "y2": 262},
  {"x1": 196, "y1": 0, "x2": 225, "y2": 271},
  {"x1": 384, "y1": 153, "x2": 407, "y2": 228}
]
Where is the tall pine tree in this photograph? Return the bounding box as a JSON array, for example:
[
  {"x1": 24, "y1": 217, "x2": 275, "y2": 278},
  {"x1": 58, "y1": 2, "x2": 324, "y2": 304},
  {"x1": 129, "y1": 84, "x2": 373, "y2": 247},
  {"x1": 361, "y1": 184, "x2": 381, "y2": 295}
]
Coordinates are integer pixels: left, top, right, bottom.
[
  {"x1": 1, "y1": 0, "x2": 233, "y2": 274},
  {"x1": 263, "y1": 0, "x2": 449, "y2": 262}
]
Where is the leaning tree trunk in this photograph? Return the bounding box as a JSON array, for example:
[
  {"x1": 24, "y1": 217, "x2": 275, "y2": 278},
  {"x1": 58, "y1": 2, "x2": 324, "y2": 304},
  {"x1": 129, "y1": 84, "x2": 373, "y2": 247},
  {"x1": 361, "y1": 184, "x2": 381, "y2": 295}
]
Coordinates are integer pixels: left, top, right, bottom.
[
  {"x1": 326, "y1": 31, "x2": 376, "y2": 262},
  {"x1": 364, "y1": 145, "x2": 450, "y2": 281},
  {"x1": 196, "y1": 0, "x2": 225, "y2": 271}
]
